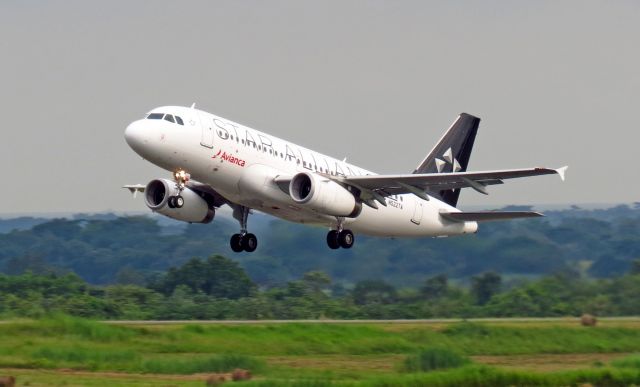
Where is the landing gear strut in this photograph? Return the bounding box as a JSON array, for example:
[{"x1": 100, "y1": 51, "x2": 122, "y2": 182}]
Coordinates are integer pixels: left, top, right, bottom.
[
  {"x1": 168, "y1": 170, "x2": 189, "y2": 209},
  {"x1": 230, "y1": 205, "x2": 258, "y2": 253},
  {"x1": 327, "y1": 218, "x2": 355, "y2": 249}
]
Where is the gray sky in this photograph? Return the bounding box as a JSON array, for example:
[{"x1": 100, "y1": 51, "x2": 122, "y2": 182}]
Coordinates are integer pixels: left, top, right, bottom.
[{"x1": 0, "y1": 1, "x2": 638, "y2": 214}]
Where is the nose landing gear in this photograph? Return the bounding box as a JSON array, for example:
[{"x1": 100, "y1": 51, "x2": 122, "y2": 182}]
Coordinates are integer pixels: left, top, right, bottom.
[
  {"x1": 230, "y1": 205, "x2": 258, "y2": 253},
  {"x1": 168, "y1": 169, "x2": 189, "y2": 209},
  {"x1": 168, "y1": 195, "x2": 184, "y2": 209}
]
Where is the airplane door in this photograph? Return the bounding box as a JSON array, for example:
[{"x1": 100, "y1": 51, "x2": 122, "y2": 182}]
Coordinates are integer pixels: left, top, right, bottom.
[
  {"x1": 411, "y1": 202, "x2": 423, "y2": 225},
  {"x1": 199, "y1": 112, "x2": 214, "y2": 148}
]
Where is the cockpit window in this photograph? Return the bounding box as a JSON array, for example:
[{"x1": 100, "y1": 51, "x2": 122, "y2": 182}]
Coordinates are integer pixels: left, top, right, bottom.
[{"x1": 146, "y1": 112, "x2": 184, "y2": 125}]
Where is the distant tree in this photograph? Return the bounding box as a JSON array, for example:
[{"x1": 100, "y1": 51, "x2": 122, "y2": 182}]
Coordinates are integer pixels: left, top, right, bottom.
[
  {"x1": 352, "y1": 280, "x2": 397, "y2": 305},
  {"x1": 589, "y1": 256, "x2": 630, "y2": 278},
  {"x1": 302, "y1": 271, "x2": 331, "y2": 294},
  {"x1": 3, "y1": 254, "x2": 67, "y2": 276},
  {"x1": 150, "y1": 255, "x2": 256, "y2": 299},
  {"x1": 471, "y1": 272, "x2": 502, "y2": 305},
  {"x1": 115, "y1": 266, "x2": 146, "y2": 286},
  {"x1": 31, "y1": 218, "x2": 82, "y2": 238},
  {"x1": 420, "y1": 274, "x2": 449, "y2": 300},
  {"x1": 630, "y1": 259, "x2": 640, "y2": 276}
]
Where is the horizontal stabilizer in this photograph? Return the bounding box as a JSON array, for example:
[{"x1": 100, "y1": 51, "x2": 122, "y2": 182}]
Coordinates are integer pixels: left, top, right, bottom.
[
  {"x1": 440, "y1": 211, "x2": 544, "y2": 222},
  {"x1": 123, "y1": 184, "x2": 145, "y2": 198}
]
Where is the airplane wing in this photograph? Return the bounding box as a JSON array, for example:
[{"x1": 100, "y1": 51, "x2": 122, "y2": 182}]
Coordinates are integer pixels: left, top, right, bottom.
[{"x1": 329, "y1": 166, "x2": 567, "y2": 205}]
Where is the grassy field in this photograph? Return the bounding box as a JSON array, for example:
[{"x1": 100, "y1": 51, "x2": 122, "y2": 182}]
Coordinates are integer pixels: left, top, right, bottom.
[{"x1": 1, "y1": 316, "x2": 640, "y2": 386}]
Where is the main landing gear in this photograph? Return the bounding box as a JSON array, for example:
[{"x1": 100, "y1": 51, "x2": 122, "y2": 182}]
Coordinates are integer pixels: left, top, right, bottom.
[
  {"x1": 168, "y1": 170, "x2": 189, "y2": 209},
  {"x1": 230, "y1": 205, "x2": 258, "y2": 253},
  {"x1": 326, "y1": 218, "x2": 355, "y2": 249}
]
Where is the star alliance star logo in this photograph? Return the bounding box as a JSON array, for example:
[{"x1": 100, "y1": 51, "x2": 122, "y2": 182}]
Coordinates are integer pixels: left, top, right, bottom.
[{"x1": 435, "y1": 147, "x2": 461, "y2": 173}]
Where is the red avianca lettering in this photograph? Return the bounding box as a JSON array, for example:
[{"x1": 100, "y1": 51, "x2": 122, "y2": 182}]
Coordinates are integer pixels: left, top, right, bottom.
[{"x1": 212, "y1": 150, "x2": 245, "y2": 167}]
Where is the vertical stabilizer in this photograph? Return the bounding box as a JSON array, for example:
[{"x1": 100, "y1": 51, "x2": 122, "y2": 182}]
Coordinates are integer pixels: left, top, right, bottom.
[{"x1": 413, "y1": 113, "x2": 480, "y2": 207}]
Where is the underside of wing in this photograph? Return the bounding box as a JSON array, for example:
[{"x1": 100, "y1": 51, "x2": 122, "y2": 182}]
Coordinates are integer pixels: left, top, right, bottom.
[
  {"x1": 440, "y1": 211, "x2": 544, "y2": 222},
  {"x1": 185, "y1": 181, "x2": 230, "y2": 207}
]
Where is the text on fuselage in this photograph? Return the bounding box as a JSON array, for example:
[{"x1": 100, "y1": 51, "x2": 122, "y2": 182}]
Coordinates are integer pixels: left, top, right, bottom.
[{"x1": 210, "y1": 117, "x2": 365, "y2": 176}]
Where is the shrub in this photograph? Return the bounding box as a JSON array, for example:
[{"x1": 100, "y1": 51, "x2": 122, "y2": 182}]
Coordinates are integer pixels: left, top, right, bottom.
[
  {"x1": 611, "y1": 354, "x2": 640, "y2": 369},
  {"x1": 31, "y1": 346, "x2": 138, "y2": 370},
  {"x1": 37, "y1": 315, "x2": 135, "y2": 342},
  {"x1": 141, "y1": 354, "x2": 264, "y2": 374},
  {"x1": 442, "y1": 322, "x2": 490, "y2": 337},
  {"x1": 403, "y1": 348, "x2": 470, "y2": 372}
]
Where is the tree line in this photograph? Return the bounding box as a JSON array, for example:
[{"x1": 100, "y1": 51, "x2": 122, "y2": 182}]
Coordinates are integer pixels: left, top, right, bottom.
[
  {"x1": 2, "y1": 255, "x2": 639, "y2": 320},
  {"x1": 0, "y1": 204, "x2": 639, "y2": 286}
]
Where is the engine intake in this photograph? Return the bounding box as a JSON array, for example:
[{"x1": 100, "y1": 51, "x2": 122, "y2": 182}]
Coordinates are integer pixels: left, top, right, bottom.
[
  {"x1": 289, "y1": 172, "x2": 361, "y2": 218},
  {"x1": 144, "y1": 179, "x2": 215, "y2": 223}
]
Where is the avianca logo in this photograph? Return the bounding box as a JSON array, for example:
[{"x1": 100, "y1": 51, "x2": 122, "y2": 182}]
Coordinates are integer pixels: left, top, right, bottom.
[{"x1": 212, "y1": 149, "x2": 246, "y2": 167}]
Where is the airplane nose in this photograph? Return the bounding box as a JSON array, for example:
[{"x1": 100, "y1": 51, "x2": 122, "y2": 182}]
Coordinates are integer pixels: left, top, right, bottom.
[{"x1": 124, "y1": 120, "x2": 147, "y2": 151}]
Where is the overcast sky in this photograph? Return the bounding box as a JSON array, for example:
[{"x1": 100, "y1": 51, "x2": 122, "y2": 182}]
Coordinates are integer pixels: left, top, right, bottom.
[{"x1": 0, "y1": 1, "x2": 637, "y2": 214}]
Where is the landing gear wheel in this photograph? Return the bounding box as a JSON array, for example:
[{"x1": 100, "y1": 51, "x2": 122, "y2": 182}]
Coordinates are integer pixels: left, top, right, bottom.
[
  {"x1": 230, "y1": 206, "x2": 257, "y2": 253},
  {"x1": 230, "y1": 234, "x2": 244, "y2": 253},
  {"x1": 338, "y1": 229, "x2": 355, "y2": 249},
  {"x1": 242, "y1": 233, "x2": 258, "y2": 252},
  {"x1": 168, "y1": 196, "x2": 176, "y2": 208},
  {"x1": 174, "y1": 195, "x2": 184, "y2": 208},
  {"x1": 326, "y1": 230, "x2": 340, "y2": 249}
]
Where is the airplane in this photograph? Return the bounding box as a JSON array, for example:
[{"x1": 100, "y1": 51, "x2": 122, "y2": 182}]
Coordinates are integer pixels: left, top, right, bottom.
[{"x1": 124, "y1": 105, "x2": 567, "y2": 253}]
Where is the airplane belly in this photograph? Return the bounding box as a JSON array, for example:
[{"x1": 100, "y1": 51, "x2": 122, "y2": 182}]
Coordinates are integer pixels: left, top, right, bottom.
[{"x1": 346, "y1": 197, "x2": 473, "y2": 238}]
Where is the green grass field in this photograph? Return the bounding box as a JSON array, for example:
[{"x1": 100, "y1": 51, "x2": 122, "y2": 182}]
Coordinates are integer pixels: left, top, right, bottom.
[{"x1": 1, "y1": 316, "x2": 640, "y2": 386}]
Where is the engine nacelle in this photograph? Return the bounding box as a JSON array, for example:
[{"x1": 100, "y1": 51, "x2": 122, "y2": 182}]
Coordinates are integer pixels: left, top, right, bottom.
[
  {"x1": 144, "y1": 179, "x2": 215, "y2": 223},
  {"x1": 289, "y1": 172, "x2": 362, "y2": 218}
]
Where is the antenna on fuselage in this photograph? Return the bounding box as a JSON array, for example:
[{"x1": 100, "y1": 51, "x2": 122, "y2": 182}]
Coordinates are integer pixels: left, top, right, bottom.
[{"x1": 190, "y1": 102, "x2": 196, "y2": 109}]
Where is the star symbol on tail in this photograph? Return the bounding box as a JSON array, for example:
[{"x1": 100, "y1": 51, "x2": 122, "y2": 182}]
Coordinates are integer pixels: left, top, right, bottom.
[{"x1": 434, "y1": 147, "x2": 461, "y2": 173}]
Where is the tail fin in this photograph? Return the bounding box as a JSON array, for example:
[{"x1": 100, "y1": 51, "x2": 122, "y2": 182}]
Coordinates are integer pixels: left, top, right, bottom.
[{"x1": 413, "y1": 113, "x2": 480, "y2": 207}]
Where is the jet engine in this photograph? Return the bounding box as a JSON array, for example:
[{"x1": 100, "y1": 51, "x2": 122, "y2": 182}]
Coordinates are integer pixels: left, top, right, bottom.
[
  {"x1": 144, "y1": 179, "x2": 215, "y2": 223},
  {"x1": 289, "y1": 172, "x2": 361, "y2": 217}
]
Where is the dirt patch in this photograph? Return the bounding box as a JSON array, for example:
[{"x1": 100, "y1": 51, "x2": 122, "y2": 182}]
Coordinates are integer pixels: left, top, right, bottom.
[
  {"x1": 0, "y1": 367, "x2": 227, "y2": 381},
  {"x1": 472, "y1": 353, "x2": 631, "y2": 372},
  {"x1": 267, "y1": 355, "x2": 404, "y2": 372}
]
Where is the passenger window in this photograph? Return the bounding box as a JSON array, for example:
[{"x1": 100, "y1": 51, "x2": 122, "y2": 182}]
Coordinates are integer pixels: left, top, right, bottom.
[
  {"x1": 175, "y1": 116, "x2": 184, "y2": 125},
  {"x1": 164, "y1": 114, "x2": 175, "y2": 123},
  {"x1": 147, "y1": 113, "x2": 164, "y2": 119}
]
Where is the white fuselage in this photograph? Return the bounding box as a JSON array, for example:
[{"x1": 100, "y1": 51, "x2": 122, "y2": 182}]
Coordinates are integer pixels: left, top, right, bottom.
[{"x1": 125, "y1": 106, "x2": 477, "y2": 237}]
